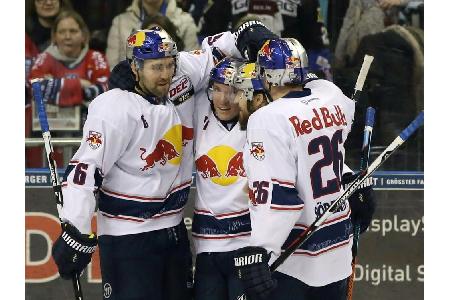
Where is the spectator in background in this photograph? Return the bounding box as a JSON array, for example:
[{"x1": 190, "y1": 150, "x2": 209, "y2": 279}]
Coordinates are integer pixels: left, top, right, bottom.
[
  {"x1": 106, "y1": 0, "x2": 199, "y2": 69},
  {"x1": 29, "y1": 10, "x2": 110, "y2": 108},
  {"x1": 26, "y1": 33, "x2": 43, "y2": 168},
  {"x1": 29, "y1": 10, "x2": 110, "y2": 166},
  {"x1": 25, "y1": 0, "x2": 73, "y2": 52},
  {"x1": 142, "y1": 13, "x2": 185, "y2": 51},
  {"x1": 199, "y1": 0, "x2": 332, "y2": 80},
  {"x1": 334, "y1": 0, "x2": 385, "y2": 68}
]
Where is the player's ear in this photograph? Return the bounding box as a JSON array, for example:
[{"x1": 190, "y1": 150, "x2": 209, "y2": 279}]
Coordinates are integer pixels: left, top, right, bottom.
[
  {"x1": 130, "y1": 61, "x2": 138, "y2": 80},
  {"x1": 253, "y1": 93, "x2": 266, "y2": 108}
]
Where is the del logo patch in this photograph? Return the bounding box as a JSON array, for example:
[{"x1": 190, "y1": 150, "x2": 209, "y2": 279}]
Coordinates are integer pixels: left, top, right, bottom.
[
  {"x1": 169, "y1": 76, "x2": 194, "y2": 106},
  {"x1": 250, "y1": 142, "x2": 265, "y2": 161},
  {"x1": 86, "y1": 131, "x2": 103, "y2": 149}
]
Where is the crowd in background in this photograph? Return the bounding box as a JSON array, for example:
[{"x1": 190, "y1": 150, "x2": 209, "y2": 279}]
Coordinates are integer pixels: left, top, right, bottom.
[{"x1": 25, "y1": 0, "x2": 424, "y2": 170}]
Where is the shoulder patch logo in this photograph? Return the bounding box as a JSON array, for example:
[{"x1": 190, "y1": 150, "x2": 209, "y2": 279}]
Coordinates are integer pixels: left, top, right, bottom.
[
  {"x1": 86, "y1": 131, "x2": 103, "y2": 150},
  {"x1": 250, "y1": 142, "x2": 265, "y2": 161},
  {"x1": 169, "y1": 76, "x2": 194, "y2": 106}
]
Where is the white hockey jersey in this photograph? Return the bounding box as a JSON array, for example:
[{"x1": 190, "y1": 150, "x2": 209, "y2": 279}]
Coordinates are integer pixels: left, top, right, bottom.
[
  {"x1": 244, "y1": 79, "x2": 355, "y2": 286},
  {"x1": 192, "y1": 94, "x2": 250, "y2": 254},
  {"x1": 60, "y1": 32, "x2": 241, "y2": 236}
]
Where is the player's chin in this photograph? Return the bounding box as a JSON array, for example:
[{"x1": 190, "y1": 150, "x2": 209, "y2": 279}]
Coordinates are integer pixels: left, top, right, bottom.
[{"x1": 154, "y1": 85, "x2": 170, "y2": 97}]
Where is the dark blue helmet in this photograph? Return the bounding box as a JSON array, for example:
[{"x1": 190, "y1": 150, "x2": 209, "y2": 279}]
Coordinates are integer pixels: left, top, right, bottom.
[
  {"x1": 257, "y1": 38, "x2": 309, "y2": 86},
  {"x1": 126, "y1": 28, "x2": 177, "y2": 63}
]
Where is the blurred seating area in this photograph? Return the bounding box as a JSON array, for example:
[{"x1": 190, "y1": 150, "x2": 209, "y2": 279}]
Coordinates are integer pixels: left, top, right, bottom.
[{"x1": 25, "y1": 0, "x2": 424, "y2": 171}]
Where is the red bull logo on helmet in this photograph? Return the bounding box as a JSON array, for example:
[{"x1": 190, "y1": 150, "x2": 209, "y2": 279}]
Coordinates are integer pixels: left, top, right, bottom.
[
  {"x1": 139, "y1": 125, "x2": 184, "y2": 171},
  {"x1": 127, "y1": 31, "x2": 146, "y2": 47},
  {"x1": 259, "y1": 41, "x2": 273, "y2": 60},
  {"x1": 195, "y1": 145, "x2": 246, "y2": 186}
]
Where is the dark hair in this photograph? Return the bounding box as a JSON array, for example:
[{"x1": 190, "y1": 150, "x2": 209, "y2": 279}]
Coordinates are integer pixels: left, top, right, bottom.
[
  {"x1": 141, "y1": 13, "x2": 185, "y2": 51},
  {"x1": 25, "y1": 0, "x2": 73, "y2": 34},
  {"x1": 52, "y1": 10, "x2": 90, "y2": 45}
]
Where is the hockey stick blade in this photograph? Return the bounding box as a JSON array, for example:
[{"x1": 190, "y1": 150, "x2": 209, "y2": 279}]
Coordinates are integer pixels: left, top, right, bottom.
[
  {"x1": 270, "y1": 111, "x2": 424, "y2": 272},
  {"x1": 352, "y1": 55, "x2": 374, "y2": 102},
  {"x1": 31, "y1": 79, "x2": 84, "y2": 300}
]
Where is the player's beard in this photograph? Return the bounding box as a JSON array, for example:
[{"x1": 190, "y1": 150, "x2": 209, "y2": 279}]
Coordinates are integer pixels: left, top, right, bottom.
[{"x1": 239, "y1": 95, "x2": 268, "y2": 130}]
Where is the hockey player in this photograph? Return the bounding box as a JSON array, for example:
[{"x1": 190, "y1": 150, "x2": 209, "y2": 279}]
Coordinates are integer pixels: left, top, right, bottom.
[
  {"x1": 51, "y1": 22, "x2": 278, "y2": 299},
  {"x1": 51, "y1": 29, "x2": 194, "y2": 300},
  {"x1": 192, "y1": 58, "x2": 264, "y2": 300},
  {"x1": 232, "y1": 39, "x2": 375, "y2": 299}
]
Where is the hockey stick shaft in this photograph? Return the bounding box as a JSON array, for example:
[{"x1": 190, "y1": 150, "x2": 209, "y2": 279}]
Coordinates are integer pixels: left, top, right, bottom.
[
  {"x1": 31, "y1": 79, "x2": 84, "y2": 300},
  {"x1": 352, "y1": 106, "x2": 376, "y2": 257},
  {"x1": 270, "y1": 111, "x2": 424, "y2": 272},
  {"x1": 347, "y1": 107, "x2": 375, "y2": 300},
  {"x1": 351, "y1": 55, "x2": 374, "y2": 102}
]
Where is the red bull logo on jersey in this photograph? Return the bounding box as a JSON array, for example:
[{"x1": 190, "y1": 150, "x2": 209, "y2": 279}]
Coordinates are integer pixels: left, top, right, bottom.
[
  {"x1": 86, "y1": 131, "x2": 103, "y2": 150},
  {"x1": 289, "y1": 105, "x2": 348, "y2": 137},
  {"x1": 182, "y1": 126, "x2": 194, "y2": 146},
  {"x1": 139, "y1": 125, "x2": 183, "y2": 171},
  {"x1": 250, "y1": 142, "x2": 265, "y2": 161},
  {"x1": 195, "y1": 145, "x2": 246, "y2": 186}
]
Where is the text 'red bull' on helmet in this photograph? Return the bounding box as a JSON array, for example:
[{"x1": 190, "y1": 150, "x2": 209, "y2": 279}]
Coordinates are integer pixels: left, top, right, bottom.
[
  {"x1": 232, "y1": 62, "x2": 265, "y2": 102},
  {"x1": 126, "y1": 28, "x2": 178, "y2": 70},
  {"x1": 207, "y1": 58, "x2": 244, "y2": 103},
  {"x1": 257, "y1": 38, "x2": 309, "y2": 87}
]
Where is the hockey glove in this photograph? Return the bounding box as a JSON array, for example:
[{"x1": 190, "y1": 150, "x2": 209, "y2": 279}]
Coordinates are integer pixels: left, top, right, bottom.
[
  {"x1": 40, "y1": 78, "x2": 62, "y2": 105},
  {"x1": 83, "y1": 84, "x2": 105, "y2": 101},
  {"x1": 234, "y1": 20, "x2": 278, "y2": 62},
  {"x1": 342, "y1": 172, "x2": 376, "y2": 234},
  {"x1": 52, "y1": 222, "x2": 97, "y2": 280},
  {"x1": 234, "y1": 246, "x2": 277, "y2": 299}
]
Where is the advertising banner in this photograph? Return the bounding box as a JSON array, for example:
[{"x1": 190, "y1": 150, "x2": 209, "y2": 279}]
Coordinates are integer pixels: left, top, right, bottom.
[{"x1": 25, "y1": 170, "x2": 423, "y2": 300}]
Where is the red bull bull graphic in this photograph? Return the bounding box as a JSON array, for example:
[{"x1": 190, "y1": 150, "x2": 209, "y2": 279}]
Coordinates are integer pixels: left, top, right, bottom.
[
  {"x1": 225, "y1": 152, "x2": 246, "y2": 177},
  {"x1": 196, "y1": 155, "x2": 221, "y2": 179},
  {"x1": 127, "y1": 31, "x2": 145, "y2": 47},
  {"x1": 140, "y1": 125, "x2": 183, "y2": 171},
  {"x1": 195, "y1": 145, "x2": 246, "y2": 186},
  {"x1": 182, "y1": 126, "x2": 194, "y2": 146},
  {"x1": 86, "y1": 131, "x2": 102, "y2": 150},
  {"x1": 259, "y1": 41, "x2": 273, "y2": 60}
]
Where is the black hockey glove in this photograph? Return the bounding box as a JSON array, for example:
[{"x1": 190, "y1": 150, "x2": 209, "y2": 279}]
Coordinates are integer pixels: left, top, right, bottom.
[
  {"x1": 83, "y1": 84, "x2": 104, "y2": 101},
  {"x1": 234, "y1": 246, "x2": 277, "y2": 299},
  {"x1": 342, "y1": 172, "x2": 376, "y2": 234},
  {"x1": 234, "y1": 20, "x2": 278, "y2": 62},
  {"x1": 52, "y1": 222, "x2": 97, "y2": 280}
]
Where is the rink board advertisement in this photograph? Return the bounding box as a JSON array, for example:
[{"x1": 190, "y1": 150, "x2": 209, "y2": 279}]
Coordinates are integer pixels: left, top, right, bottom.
[{"x1": 25, "y1": 170, "x2": 424, "y2": 300}]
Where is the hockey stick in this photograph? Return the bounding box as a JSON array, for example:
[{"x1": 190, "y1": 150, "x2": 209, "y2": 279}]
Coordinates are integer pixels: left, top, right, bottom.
[
  {"x1": 31, "y1": 79, "x2": 84, "y2": 300},
  {"x1": 270, "y1": 111, "x2": 424, "y2": 272},
  {"x1": 346, "y1": 107, "x2": 375, "y2": 300},
  {"x1": 351, "y1": 55, "x2": 374, "y2": 102}
]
